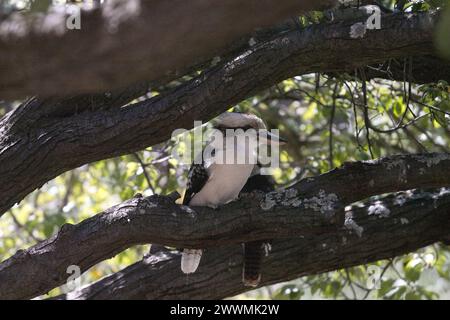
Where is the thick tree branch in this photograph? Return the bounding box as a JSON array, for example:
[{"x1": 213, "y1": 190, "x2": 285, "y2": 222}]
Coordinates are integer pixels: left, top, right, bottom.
[
  {"x1": 0, "y1": 0, "x2": 337, "y2": 99},
  {"x1": 1, "y1": 153, "x2": 450, "y2": 299},
  {"x1": 54, "y1": 188, "x2": 450, "y2": 300},
  {"x1": 0, "y1": 12, "x2": 442, "y2": 217}
]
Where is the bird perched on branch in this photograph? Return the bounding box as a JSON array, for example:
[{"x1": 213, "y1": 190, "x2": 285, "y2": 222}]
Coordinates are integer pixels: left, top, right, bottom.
[{"x1": 180, "y1": 112, "x2": 286, "y2": 284}]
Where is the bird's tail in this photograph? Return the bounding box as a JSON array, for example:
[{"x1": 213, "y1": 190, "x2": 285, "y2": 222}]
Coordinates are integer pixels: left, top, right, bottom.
[
  {"x1": 181, "y1": 249, "x2": 203, "y2": 274},
  {"x1": 242, "y1": 241, "x2": 270, "y2": 287}
]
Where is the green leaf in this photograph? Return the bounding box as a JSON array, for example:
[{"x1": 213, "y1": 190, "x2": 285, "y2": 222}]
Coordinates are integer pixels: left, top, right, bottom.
[
  {"x1": 404, "y1": 261, "x2": 423, "y2": 282},
  {"x1": 377, "y1": 279, "x2": 395, "y2": 298}
]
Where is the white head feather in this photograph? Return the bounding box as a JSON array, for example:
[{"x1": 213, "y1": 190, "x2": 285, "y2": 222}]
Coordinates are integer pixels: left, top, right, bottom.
[{"x1": 213, "y1": 112, "x2": 266, "y2": 130}]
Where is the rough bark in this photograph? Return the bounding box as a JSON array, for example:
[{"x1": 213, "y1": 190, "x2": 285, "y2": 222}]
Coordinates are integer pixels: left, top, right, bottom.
[
  {"x1": 54, "y1": 189, "x2": 450, "y2": 299},
  {"x1": 0, "y1": 11, "x2": 443, "y2": 217},
  {"x1": 0, "y1": 0, "x2": 337, "y2": 99},
  {"x1": 1, "y1": 153, "x2": 450, "y2": 299}
]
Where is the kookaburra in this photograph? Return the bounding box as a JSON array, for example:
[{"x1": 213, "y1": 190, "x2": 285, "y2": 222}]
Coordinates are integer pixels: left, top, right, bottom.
[{"x1": 181, "y1": 112, "x2": 285, "y2": 287}]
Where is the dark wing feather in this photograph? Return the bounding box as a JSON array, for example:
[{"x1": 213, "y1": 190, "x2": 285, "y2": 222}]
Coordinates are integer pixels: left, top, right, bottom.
[
  {"x1": 177, "y1": 162, "x2": 209, "y2": 254},
  {"x1": 183, "y1": 162, "x2": 209, "y2": 205},
  {"x1": 240, "y1": 174, "x2": 275, "y2": 194}
]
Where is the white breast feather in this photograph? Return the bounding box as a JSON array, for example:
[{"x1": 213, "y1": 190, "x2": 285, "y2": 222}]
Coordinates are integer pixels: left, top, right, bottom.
[{"x1": 181, "y1": 128, "x2": 258, "y2": 274}]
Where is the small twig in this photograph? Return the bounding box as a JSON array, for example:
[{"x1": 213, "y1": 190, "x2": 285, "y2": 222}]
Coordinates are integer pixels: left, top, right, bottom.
[
  {"x1": 315, "y1": 73, "x2": 320, "y2": 94},
  {"x1": 342, "y1": 80, "x2": 362, "y2": 148},
  {"x1": 58, "y1": 171, "x2": 75, "y2": 213},
  {"x1": 328, "y1": 83, "x2": 338, "y2": 170},
  {"x1": 389, "y1": 258, "x2": 404, "y2": 279},
  {"x1": 133, "y1": 153, "x2": 155, "y2": 193},
  {"x1": 359, "y1": 68, "x2": 374, "y2": 159},
  {"x1": 360, "y1": 63, "x2": 421, "y2": 135},
  {"x1": 412, "y1": 99, "x2": 450, "y2": 116},
  {"x1": 8, "y1": 211, "x2": 43, "y2": 243},
  {"x1": 403, "y1": 57, "x2": 416, "y2": 118},
  {"x1": 292, "y1": 87, "x2": 327, "y2": 107}
]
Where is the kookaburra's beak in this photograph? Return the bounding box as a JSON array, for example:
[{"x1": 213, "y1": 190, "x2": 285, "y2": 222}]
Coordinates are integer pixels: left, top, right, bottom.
[{"x1": 260, "y1": 130, "x2": 287, "y2": 145}]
